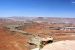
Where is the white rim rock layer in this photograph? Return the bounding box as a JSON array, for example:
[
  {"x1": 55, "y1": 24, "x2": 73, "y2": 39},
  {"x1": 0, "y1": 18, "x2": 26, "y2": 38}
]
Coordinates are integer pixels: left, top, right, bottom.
[{"x1": 41, "y1": 40, "x2": 75, "y2": 50}]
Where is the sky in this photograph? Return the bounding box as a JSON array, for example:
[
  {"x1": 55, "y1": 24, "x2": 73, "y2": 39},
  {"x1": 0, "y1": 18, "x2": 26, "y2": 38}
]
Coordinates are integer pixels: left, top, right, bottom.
[{"x1": 0, "y1": 0, "x2": 75, "y2": 18}]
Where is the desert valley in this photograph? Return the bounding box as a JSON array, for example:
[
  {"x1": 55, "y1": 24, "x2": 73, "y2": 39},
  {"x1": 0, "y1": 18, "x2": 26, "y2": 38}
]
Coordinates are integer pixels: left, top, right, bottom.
[{"x1": 0, "y1": 17, "x2": 75, "y2": 50}]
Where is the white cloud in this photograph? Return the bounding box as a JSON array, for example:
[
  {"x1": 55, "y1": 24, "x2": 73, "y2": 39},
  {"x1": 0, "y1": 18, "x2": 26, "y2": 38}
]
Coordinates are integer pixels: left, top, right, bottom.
[{"x1": 72, "y1": 2, "x2": 75, "y2": 3}]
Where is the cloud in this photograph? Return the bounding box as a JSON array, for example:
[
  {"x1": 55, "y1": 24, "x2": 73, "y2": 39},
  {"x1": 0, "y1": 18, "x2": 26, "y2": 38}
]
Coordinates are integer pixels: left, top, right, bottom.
[{"x1": 72, "y1": 2, "x2": 75, "y2": 3}]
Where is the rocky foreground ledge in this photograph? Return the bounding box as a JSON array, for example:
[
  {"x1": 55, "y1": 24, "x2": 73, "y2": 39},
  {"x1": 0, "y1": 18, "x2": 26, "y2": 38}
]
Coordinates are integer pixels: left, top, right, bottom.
[
  {"x1": 41, "y1": 40, "x2": 75, "y2": 50},
  {"x1": 32, "y1": 40, "x2": 75, "y2": 50}
]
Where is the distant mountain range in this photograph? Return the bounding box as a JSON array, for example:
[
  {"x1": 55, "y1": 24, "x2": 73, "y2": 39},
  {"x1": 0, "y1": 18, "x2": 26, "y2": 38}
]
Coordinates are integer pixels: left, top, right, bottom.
[{"x1": 0, "y1": 17, "x2": 75, "y2": 24}]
